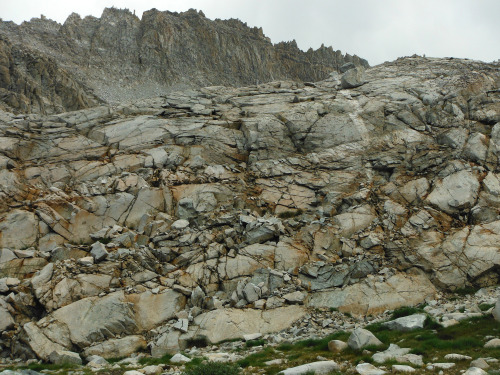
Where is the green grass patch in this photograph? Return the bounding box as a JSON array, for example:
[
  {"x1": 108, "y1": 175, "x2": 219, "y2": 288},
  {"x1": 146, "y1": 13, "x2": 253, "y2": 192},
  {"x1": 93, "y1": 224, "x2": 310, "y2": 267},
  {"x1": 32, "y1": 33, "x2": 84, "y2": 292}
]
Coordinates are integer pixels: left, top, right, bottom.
[
  {"x1": 138, "y1": 353, "x2": 172, "y2": 365},
  {"x1": 235, "y1": 314, "x2": 500, "y2": 374},
  {"x1": 237, "y1": 347, "x2": 276, "y2": 368},
  {"x1": 390, "y1": 306, "x2": 422, "y2": 319},
  {"x1": 15, "y1": 363, "x2": 78, "y2": 372},
  {"x1": 479, "y1": 303, "x2": 495, "y2": 311},
  {"x1": 183, "y1": 361, "x2": 241, "y2": 375},
  {"x1": 276, "y1": 342, "x2": 293, "y2": 351},
  {"x1": 245, "y1": 339, "x2": 266, "y2": 348},
  {"x1": 454, "y1": 286, "x2": 478, "y2": 296}
]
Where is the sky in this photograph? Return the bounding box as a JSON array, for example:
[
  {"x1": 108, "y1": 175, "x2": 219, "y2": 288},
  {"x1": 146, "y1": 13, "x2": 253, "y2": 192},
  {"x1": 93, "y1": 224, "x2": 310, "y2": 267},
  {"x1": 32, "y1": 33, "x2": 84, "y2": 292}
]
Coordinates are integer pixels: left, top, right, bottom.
[{"x1": 2, "y1": 0, "x2": 499, "y2": 66}]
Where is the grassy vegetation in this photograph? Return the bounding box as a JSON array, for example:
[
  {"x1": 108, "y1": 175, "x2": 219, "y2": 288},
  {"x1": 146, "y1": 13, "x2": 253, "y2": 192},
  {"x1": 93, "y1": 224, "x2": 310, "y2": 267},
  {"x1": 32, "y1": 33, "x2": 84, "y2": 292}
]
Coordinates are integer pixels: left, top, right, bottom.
[
  {"x1": 245, "y1": 339, "x2": 266, "y2": 348},
  {"x1": 479, "y1": 303, "x2": 495, "y2": 311},
  {"x1": 138, "y1": 353, "x2": 173, "y2": 365},
  {"x1": 390, "y1": 306, "x2": 423, "y2": 319},
  {"x1": 12, "y1": 362, "x2": 78, "y2": 372},
  {"x1": 235, "y1": 314, "x2": 500, "y2": 374},
  {"x1": 183, "y1": 361, "x2": 241, "y2": 375}
]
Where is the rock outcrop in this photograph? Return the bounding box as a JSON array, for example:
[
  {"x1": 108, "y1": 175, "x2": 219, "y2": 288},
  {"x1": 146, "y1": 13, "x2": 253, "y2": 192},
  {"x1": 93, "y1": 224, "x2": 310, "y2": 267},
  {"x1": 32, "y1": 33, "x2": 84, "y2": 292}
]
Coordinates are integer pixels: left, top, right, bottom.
[
  {"x1": 0, "y1": 8, "x2": 368, "y2": 113},
  {"x1": 0, "y1": 44, "x2": 499, "y2": 362}
]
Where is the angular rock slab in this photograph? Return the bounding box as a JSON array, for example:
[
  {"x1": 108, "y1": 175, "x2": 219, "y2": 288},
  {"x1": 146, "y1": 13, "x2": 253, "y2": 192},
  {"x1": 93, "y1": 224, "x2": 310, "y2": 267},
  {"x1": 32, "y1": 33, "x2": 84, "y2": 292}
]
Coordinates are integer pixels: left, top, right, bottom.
[
  {"x1": 47, "y1": 291, "x2": 137, "y2": 348},
  {"x1": 48, "y1": 350, "x2": 82, "y2": 365},
  {"x1": 464, "y1": 368, "x2": 488, "y2": 375},
  {"x1": 193, "y1": 305, "x2": 306, "y2": 343},
  {"x1": 347, "y1": 328, "x2": 383, "y2": 350},
  {"x1": 22, "y1": 322, "x2": 66, "y2": 361},
  {"x1": 306, "y1": 273, "x2": 436, "y2": 315},
  {"x1": 279, "y1": 360, "x2": 339, "y2": 374},
  {"x1": 492, "y1": 296, "x2": 500, "y2": 322},
  {"x1": 382, "y1": 314, "x2": 427, "y2": 331},
  {"x1": 82, "y1": 336, "x2": 147, "y2": 359},
  {"x1": 356, "y1": 363, "x2": 386, "y2": 375}
]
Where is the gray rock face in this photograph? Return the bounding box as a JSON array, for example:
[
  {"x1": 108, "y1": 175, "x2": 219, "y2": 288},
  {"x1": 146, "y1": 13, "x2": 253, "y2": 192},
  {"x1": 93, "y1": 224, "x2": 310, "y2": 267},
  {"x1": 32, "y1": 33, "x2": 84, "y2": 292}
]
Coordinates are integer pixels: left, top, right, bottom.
[
  {"x1": 82, "y1": 336, "x2": 147, "y2": 359},
  {"x1": 0, "y1": 9, "x2": 368, "y2": 113},
  {"x1": 0, "y1": 53, "x2": 500, "y2": 363}
]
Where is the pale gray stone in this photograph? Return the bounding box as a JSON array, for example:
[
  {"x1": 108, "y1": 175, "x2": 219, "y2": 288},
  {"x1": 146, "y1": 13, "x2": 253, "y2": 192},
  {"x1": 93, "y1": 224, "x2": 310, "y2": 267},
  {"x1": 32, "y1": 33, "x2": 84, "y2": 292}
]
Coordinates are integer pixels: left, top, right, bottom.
[
  {"x1": 382, "y1": 314, "x2": 427, "y2": 331},
  {"x1": 341, "y1": 67, "x2": 366, "y2": 89},
  {"x1": 48, "y1": 350, "x2": 82, "y2": 365},
  {"x1": 170, "y1": 353, "x2": 191, "y2": 363},
  {"x1": 463, "y1": 368, "x2": 488, "y2": 375},
  {"x1": 347, "y1": 328, "x2": 383, "y2": 350},
  {"x1": 355, "y1": 363, "x2": 386, "y2": 375},
  {"x1": 328, "y1": 340, "x2": 348, "y2": 352},
  {"x1": 279, "y1": 360, "x2": 339, "y2": 374},
  {"x1": 90, "y1": 241, "x2": 108, "y2": 262},
  {"x1": 83, "y1": 336, "x2": 146, "y2": 359}
]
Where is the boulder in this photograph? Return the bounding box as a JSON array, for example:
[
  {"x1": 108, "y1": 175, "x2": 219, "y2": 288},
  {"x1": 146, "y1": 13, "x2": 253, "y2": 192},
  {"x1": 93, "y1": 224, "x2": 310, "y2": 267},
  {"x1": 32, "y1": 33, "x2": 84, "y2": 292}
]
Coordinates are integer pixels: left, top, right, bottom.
[
  {"x1": 347, "y1": 328, "x2": 383, "y2": 350},
  {"x1": 22, "y1": 322, "x2": 67, "y2": 361},
  {"x1": 484, "y1": 338, "x2": 500, "y2": 348},
  {"x1": 470, "y1": 358, "x2": 490, "y2": 369},
  {"x1": 341, "y1": 67, "x2": 366, "y2": 89},
  {"x1": 83, "y1": 336, "x2": 146, "y2": 359},
  {"x1": 307, "y1": 273, "x2": 436, "y2": 315},
  {"x1": 278, "y1": 360, "x2": 339, "y2": 374},
  {"x1": 492, "y1": 296, "x2": 500, "y2": 322},
  {"x1": 382, "y1": 314, "x2": 427, "y2": 331},
  {"x1": 48, "y1": 350, "x2": 82, "y2": 365},
  {"x1": 47, "y1": 291, "x2": 137, "y2": 348},
  {"x1": 0, "y1": 304, "x2": 15, "y2": 331},
  {"x1": 392, "y1": 365, "x2": 415, "y2": 373},
  {"x1": 328, "y1": 340, "x2": 348, "y2": 352},
  {"x1": 90, "y1": 241, "x2": 108, "y2": 262},
  {"x1": 127, "y1": 290, "x2": 186, "y2": 331},
  {"x1": 426, "y1": 170, "x2": 479, "y2": 214},
  {"x1": 372, "y1": 344, "x2": 423, "y2": 366},
  {"x1": 170, "y1": 353, "x2": 191, "y2": 364},
  {"x1": 464, "y1": 368, "x2": 488, "y2": 375},
  {"x1": 0, "y1": 210, "x2": 38, "y2": 249},
  {"x1": 355, "y1": 363, "x2": 386, "y2": 375},
  {"x1": 193, "y1": 306, "x2": 306, "y2": 343}
]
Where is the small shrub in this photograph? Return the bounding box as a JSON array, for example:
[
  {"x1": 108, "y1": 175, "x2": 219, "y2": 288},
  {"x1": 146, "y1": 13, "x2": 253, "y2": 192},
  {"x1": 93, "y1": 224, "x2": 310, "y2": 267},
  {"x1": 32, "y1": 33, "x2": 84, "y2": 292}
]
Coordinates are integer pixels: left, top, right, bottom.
[
  {"x1": 186, "y1": 336, "x2": 209, "y2": 348},
  {"x1": 183, "y1": 361, "x2": 240, "y2": 375},
  {"x1": 454, "y1": 286, "x2": 478, "y2": 296},
  {"x1": 479, "y1": 303, "x2": 495, "y2": 311},
  {"x1": 391, "y1": 306, "x2": 421, "y2": 320},
  {"x1": 245, "y1": 339, "x2": 265, "y2": 348},
  {"x1": 138, "y1": 353, "x2": 172, "y2": 365},
  {"x1": 277, "y1": 343, "x2": 293, "y2": 351},
  {"x1": 424, "y1": 315, "x2": 441, "y2": 329}
]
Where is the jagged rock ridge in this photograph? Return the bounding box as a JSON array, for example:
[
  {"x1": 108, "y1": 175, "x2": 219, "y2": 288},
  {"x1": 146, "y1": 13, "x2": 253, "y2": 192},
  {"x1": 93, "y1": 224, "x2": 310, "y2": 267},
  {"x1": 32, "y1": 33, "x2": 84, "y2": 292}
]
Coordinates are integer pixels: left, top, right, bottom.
[{"x1": 0, "y1": 7, "x2": 368, "y2": 113}]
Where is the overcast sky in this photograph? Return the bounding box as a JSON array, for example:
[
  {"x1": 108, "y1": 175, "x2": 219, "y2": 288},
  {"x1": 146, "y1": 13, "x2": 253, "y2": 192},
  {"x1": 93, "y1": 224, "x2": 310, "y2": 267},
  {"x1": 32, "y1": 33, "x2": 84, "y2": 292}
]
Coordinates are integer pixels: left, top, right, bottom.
[{"x1": 2, "y1": 0, "x2": 499, "y2": 65}]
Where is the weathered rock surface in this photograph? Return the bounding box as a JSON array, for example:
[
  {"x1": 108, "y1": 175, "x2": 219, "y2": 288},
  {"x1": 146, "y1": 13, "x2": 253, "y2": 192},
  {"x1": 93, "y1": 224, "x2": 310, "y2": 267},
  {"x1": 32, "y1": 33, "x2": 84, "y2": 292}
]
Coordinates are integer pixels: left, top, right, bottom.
[
  {"x1": 0, "y1": 47, "x2": 499, "y2": 363},
  {"x1": 0, "y1": 8, "x2": 367, "y2": 113},
  {"x1": 193, "y1": 306, "x2": 306, "y2": 343},
  {"x1": 382, "y1": 314, "x2": 427, "y2": 331},
  {"x1": 279, "y1": 360, "x2": 339, "y2": 374},
  {"x1": 347, "y1": 328, "x2": 383, "y2": 350}
]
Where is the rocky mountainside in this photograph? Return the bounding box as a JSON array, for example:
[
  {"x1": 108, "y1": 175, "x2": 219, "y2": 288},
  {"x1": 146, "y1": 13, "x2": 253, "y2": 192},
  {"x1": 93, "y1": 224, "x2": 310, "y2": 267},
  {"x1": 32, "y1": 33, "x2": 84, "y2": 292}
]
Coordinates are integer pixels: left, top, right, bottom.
[
  {"x1": 0, "y1": 8, "x2": 368, "y2": 114},
  {"x1": 1, "y1": 54, "x2": 500, "y2": 367},
  {"x1": 1, "y1": 7, "x2": 500, "y2": 372}
]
